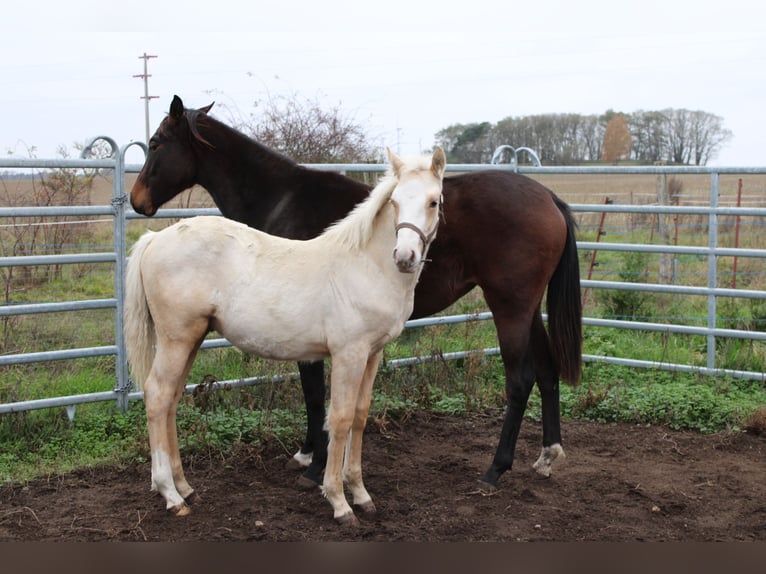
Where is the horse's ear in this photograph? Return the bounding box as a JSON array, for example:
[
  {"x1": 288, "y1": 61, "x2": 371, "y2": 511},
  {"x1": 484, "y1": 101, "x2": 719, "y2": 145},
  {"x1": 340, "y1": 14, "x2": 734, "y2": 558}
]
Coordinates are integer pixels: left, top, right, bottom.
[
  {"x1": 199, "y1": 102, "x2": 214, "y2": 114},
  {"x1": 170, "y1": 95, "x2": 184, "y2": 121},
  {"x1": 431, "y1": 146, "x2": 446, "y2": 179},
  {"x1": 387, "y1": 147, "x2": 406, "y2": 177}
]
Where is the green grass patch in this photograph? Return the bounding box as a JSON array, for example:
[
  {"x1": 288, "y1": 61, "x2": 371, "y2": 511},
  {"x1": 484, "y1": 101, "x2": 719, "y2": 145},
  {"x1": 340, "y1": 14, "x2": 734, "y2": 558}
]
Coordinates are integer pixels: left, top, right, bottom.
[{"x1": 0, "y1": 208, "x2": 764, "y2": 485}]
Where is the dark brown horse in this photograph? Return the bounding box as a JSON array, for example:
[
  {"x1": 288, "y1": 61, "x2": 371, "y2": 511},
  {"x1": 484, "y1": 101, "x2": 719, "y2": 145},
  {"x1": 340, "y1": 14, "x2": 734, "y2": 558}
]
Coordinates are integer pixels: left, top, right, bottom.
[{"x1": 130, "y1": 95, "x2": 582, "y2": 492}]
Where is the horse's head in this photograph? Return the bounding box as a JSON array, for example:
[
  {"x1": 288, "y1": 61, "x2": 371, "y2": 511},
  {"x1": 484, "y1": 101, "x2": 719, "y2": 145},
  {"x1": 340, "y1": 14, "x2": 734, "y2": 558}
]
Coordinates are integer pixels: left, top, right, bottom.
[
  {"x1": 389, "y1": 146, "x2": 446, "y2": 273},
  {"x1": 130, "y1": 95, "x2": 214, "y2": 216}
]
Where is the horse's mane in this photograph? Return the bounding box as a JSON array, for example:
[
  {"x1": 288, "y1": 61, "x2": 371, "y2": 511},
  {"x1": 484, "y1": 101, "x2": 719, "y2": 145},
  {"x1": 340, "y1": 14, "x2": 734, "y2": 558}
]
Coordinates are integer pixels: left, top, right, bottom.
[
  {"x1": 181, "y1": 108, "x2": 301, "y2": 170},
  {"x1": 319, "y1": 171, "x2": 398, "y2": 250},
  {"x1": 320, "y1": 153, "x2": 434, "y2": 250},
  {"x1": 185, "y1": 108, "x2": 215, "y2": 148}
]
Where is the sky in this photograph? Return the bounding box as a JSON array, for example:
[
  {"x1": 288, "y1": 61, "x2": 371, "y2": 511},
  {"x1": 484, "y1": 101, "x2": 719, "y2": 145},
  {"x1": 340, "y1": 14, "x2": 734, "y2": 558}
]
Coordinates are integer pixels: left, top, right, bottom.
[{"x1": 2, "y1": 0, "x2": 764, "y2": 167}]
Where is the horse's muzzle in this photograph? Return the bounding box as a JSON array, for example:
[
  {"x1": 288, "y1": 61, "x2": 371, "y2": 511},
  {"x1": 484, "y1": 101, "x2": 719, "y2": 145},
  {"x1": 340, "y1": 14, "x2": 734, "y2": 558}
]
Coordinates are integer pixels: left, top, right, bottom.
[{"x1": 393, "y1": 248, "x2": 420, "y2": 273}]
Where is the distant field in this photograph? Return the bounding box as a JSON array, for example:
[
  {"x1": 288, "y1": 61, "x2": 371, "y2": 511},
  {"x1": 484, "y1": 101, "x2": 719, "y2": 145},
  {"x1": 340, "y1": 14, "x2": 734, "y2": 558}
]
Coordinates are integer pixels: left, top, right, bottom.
[
  {"x1": 4, "y1": 167, "x2": 765, "y2": 208},
  {"x1": 0, "y1": 166, "x2": 763, "y2": 436}
]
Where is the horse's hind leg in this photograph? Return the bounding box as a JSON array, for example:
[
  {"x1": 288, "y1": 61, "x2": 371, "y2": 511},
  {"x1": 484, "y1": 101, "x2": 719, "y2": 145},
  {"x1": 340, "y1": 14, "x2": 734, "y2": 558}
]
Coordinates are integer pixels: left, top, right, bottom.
[
  {"x1": 165, "y1": 399, "x2": 196, "y2": 502},
  {"x1": 289, "y1": 361, "x2": 328, "y2": 489},
  {"x1": 530, "y1": 316, "x2": 566, "y2": 477},
  {"x1": 144, "y1": 340, "x2": 201, "y2": 515},
  {"x1": 343, "y1": 351, "x2": 382, "y2": 515}
]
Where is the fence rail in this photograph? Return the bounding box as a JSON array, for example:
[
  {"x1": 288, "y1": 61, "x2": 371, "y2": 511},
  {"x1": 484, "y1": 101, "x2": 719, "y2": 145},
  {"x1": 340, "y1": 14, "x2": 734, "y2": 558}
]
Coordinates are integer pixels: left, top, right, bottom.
[{"x1": 1, "y1": 145, "x2": 765, "y2": 416}]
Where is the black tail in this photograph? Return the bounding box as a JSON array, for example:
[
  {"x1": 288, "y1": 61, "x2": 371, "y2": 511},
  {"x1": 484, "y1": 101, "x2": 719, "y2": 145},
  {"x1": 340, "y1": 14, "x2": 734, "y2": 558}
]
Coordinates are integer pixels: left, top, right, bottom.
[{"x1": 546, "y1": 195, "x2": 583, "y2": 384}]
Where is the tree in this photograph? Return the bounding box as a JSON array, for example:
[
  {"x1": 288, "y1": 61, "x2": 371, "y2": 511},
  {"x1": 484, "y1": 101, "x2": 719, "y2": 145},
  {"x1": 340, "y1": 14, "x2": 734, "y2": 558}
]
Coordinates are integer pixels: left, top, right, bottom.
[
  {"x1": 601, "y1": 115, "x2": 632, "y2": 163},
  {"x1": 436, "y1": 122, "x2": 493, "y2": 163},
  {"x1": 688, "y1": 110, "x2": 732, "y2": 165},
  {"x1": 629, "y1": 110, "x2": 667, "y2": 163},
  {"x1": 433, "y1": 107, "x2": 731, "y2": 166},
  {"x1": 235, "y1": 93, "x2": 382, "y2": 164}
]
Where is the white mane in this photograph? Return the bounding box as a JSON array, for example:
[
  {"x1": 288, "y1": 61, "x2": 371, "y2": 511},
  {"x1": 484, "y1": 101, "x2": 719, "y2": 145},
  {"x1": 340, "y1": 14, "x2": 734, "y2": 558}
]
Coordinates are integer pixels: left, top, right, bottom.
[{"x1": 320, "y1": 153, "x2": 434, "y2": 249}]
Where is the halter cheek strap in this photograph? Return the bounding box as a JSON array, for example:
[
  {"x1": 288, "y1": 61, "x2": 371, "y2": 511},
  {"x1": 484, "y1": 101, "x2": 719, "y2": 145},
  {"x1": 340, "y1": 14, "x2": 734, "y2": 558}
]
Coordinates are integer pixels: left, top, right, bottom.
[{"x1": 394, "y1": 194, "x2": 443, "y2": 250}]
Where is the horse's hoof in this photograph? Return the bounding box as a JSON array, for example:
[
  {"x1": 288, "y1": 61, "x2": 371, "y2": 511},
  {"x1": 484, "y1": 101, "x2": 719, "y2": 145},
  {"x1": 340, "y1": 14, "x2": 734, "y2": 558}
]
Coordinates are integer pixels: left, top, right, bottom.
[
  {"x1": 184, "y1": 491, "x2": 200, "y2": 505},
  {"x1": 296, "y1": 475, "x2": 321, "y2": 490},
  {"x1": 477, "y1": 480, "x2": 497, "y2": 494},
  {"x1": 355, "y1": 500, "x2": 377, "y2": 515},
  {"x1": 169, "y1": 502, "x2": 191, "y2": 516},
  {"x1": 285, "y1": 458, "x2": 304, "y2": 471},
  {"x1": 335, "y1": 512, "x2": 360, "y2": 527},
  {"x1": 533, "y1": 444, "x2": 565, "y2": 477}
]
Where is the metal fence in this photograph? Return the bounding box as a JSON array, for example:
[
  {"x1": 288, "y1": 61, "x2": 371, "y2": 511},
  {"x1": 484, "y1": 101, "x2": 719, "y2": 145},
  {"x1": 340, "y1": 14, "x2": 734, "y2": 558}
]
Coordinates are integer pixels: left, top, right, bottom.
[{"x1": 0, "y1": 139, "x2": 764, "y2": 416}]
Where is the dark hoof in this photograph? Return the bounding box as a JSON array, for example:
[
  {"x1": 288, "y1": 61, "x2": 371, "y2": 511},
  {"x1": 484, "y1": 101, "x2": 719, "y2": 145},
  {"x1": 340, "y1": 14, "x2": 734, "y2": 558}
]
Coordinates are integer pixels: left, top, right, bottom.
[
  {"x1": 296, "y1": 474, "x2": 321, "y2": 490},
  {"x1": 335, "y1": 512, "x2": 360, "y2": 527},
  {"x1": 184, "y1": 491, "x2": 200, "y2": 505},
  {"x1": 355, "y1": 500, "x2": 377, "y2": 515},
  {"x1": 285, "y1": 458, "x2": 305, "y2": 471}
]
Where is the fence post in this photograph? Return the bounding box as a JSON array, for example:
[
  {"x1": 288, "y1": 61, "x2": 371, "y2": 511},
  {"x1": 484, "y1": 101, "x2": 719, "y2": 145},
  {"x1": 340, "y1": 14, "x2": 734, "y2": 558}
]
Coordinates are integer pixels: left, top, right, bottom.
[
  {"x1": 656, "y1": 173, "x2": 673, "y2": 284},
  {"x1": 732, "y1": 178, "x2": 743, "y2": 289},
  {"x1": 707, "y1": 171, "x2": 720, "y2": 372},
  {"x1": 80, "y1": 136, "x2": 130, "y2": 412},
  {"x1": 112, "y1": 142, "x2": 147, "y2": 411}
]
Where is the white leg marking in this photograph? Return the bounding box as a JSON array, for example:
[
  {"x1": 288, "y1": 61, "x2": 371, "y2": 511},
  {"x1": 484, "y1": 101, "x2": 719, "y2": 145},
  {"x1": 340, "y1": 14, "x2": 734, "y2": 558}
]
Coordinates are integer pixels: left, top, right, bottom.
[
  {"x1": 532, "y1": 443, "x2": 566, "y2": 477},
  {"x1": 152, "y1": 447, "x2": 187, "y2": 511},
  {"x1": 291, "y1": 450, "x2": 313, "y2": 468}
]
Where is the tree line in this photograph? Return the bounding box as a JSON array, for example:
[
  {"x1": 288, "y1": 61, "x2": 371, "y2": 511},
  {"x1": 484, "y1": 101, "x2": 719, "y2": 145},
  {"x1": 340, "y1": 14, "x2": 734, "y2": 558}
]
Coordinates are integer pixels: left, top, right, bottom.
[{"x1": 435, "y1": 108, "x2": 732, "y2": 166}]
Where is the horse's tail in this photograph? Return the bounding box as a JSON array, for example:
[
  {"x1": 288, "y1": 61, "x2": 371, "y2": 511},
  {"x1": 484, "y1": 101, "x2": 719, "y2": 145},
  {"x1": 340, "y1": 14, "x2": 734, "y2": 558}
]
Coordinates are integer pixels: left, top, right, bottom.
[
  {"x1": 546, "y1": 195, "x2": 583, "y2": 385},
  {"x1": 123, "y1": 231, "x2": 157, "y2": 390}
]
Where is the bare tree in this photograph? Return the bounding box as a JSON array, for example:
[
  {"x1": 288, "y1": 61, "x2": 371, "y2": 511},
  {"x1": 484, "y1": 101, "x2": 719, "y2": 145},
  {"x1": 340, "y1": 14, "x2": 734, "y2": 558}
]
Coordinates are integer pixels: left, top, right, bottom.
[
  {"x1": 236, "y1": 93, "x2": 382, "y2": 164},
  {"x1": 629, "y1": 110, "x2": 667, "y2": 163},
  {"x1": 688, "y1": 110, "x2": 732, "y2": 165},
  {"x1": 435, "y1": 107, "x2": 731, "y2": 166}
]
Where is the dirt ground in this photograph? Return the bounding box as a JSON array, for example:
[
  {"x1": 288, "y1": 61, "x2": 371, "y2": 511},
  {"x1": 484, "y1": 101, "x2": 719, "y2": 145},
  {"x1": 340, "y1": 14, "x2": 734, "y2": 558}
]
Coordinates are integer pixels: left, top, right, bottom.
[{"x1": 1, "y1": 411, "x2": 764, "y2": 542}]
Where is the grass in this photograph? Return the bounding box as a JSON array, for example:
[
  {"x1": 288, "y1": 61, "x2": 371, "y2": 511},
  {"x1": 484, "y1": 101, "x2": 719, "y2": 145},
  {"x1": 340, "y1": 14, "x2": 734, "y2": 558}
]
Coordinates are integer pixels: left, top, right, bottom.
[{"x1": 0, "y1": 170, "x2": 765, "y2": 483}]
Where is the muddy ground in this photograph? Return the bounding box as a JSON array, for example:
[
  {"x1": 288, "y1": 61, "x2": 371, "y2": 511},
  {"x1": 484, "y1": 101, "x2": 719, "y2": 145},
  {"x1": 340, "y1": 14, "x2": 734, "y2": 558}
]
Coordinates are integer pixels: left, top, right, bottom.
[{"x1": 1, "y1": 412, "x2": 764, "y2": 541}]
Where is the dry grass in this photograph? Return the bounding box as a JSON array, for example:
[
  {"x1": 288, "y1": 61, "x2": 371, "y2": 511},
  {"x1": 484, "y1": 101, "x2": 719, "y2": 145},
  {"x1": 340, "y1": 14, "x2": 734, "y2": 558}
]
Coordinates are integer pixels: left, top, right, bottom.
[{"x1": 743, "y1": 405, "x2": 766, "y2": 435}]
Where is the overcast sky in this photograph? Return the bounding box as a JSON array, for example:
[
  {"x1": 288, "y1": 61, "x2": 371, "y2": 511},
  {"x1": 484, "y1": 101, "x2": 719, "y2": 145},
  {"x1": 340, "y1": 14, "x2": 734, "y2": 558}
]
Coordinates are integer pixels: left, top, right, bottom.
[{"x1": 2, "y1": 0, "x2": 764, "y2": 166}]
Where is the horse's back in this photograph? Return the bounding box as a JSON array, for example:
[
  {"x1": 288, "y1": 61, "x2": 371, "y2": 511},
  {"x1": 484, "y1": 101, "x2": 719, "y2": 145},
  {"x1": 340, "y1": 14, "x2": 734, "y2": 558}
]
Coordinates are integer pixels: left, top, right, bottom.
[
  {"x1": 411, "y1": 170, "x2": 569, "y2": 318},
  {"x1": 134, "y1": 216, "x2": 409, "y2": 362},
  {"x1": 443, "y1": 170, "x2": 565, "y2": 230}
]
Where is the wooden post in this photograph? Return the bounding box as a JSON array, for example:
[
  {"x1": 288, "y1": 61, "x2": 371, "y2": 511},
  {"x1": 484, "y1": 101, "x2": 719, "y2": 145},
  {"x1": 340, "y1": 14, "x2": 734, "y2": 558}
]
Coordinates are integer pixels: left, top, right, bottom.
[{"x1": 656, "y1": 173, "x2": 672, "y2": 284}]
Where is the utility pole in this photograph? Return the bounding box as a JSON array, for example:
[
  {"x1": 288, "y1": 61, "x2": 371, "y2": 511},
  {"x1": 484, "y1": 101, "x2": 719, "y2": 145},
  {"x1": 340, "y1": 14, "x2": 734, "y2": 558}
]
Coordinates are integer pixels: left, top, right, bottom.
[{"x1": 134, "y1": 53, "x2": 159, "y2": 143}]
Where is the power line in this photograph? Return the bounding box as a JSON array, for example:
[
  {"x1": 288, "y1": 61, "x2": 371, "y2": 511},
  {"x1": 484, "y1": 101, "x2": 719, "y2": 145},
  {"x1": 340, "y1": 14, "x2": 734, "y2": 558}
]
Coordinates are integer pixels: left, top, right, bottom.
[{"x1": 133, "y1": 53, "x2": 159, "y2": 144}]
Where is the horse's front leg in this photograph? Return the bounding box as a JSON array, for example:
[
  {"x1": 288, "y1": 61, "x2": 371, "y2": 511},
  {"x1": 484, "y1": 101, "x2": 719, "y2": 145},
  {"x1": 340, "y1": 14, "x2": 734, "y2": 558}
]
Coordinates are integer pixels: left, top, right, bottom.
[
  {"x1": 323, "y1": 350, "x2": 367, "y2": 526},
  {"x1": 478, "y1": 311, "x2": 536, "y2": 489},
  {"x1": 343, "y1": 351, "x2": 382, "y2": 515}
]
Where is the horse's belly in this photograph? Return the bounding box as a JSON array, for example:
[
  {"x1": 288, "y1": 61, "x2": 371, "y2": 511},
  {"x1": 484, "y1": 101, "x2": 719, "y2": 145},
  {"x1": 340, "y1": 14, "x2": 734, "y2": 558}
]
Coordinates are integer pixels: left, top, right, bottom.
[{"x1": 215, "y1": 317, "x2": 329, "y2": 363}]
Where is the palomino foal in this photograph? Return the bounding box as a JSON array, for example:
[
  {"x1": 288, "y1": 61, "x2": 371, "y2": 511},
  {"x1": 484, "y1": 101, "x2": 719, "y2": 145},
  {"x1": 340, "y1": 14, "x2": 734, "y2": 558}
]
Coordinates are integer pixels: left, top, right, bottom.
[{"x1": 124, "y1": 147, "x2": 446, "y2": 525}]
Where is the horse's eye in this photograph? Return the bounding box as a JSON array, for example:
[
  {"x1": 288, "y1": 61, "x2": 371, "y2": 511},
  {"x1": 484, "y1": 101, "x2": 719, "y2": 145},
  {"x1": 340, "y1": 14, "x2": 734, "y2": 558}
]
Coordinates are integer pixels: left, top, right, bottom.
[
  {"x1": 430, "y1": 200, "x2": 439, "y2": 208},
  {"x1": 148, "y1": 140, "x2": 159, "y2": 152}
]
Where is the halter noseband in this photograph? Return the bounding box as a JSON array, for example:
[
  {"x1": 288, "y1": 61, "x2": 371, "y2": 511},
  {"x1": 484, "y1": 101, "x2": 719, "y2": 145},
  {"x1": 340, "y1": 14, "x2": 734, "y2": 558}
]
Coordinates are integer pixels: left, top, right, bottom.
[{"x1": 395, "y1": 221, "x2": 437, "y2": 250}]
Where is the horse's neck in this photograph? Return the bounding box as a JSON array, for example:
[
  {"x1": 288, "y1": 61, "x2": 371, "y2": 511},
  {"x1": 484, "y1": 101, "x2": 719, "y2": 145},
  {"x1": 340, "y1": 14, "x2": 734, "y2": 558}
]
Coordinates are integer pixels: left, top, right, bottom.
[{"x1": 195, "y1": 129, "x2": 297, "y2": 226}]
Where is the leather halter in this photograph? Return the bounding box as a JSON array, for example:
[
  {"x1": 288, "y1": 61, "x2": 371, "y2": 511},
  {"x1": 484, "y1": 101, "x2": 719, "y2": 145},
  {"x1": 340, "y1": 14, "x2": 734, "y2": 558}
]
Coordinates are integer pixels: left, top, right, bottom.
[
  {"x1": 394, "y1": 195, "x2": 443, "y2": 251},
  {"x1": 395, "y1": 221, "x2": 437, "y2": 250}
]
